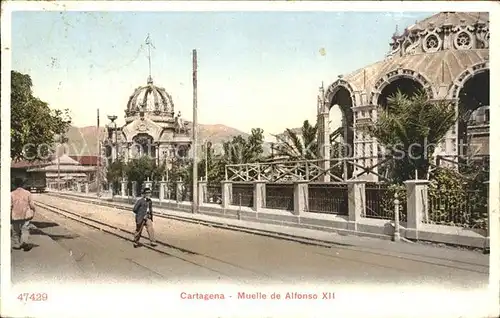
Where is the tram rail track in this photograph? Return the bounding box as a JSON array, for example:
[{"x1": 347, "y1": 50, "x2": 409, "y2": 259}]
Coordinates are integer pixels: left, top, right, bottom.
[
  {"x1": 44, "y1": 193, "x2": 337, "y2": 248},
  {"x1": 34, "y1": 201, "x2": 278, "y2": 282},
  {"x1": 42, "y1": 193, "x2": 489, "y2": 271}
]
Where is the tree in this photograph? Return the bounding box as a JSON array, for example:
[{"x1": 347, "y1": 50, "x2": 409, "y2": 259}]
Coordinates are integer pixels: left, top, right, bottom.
[
  {"x1": 273, "y1": 120, "x2": 317, "y2": 161},
  {"x1": 11, "y1": 70, "x2": 71, "y2": 161},
  {"x1": 125, "y1": 156, "x2": 166, "y2": 190},
  {"x1": 212, "y1": 128, "x2": 265, "y2": 182},
  {"x1": 106, "y1": 159, "x2": 127, "y2": 186},
  {"x1": 366, "y1": 90, "x2": 457, "y2": 183}
]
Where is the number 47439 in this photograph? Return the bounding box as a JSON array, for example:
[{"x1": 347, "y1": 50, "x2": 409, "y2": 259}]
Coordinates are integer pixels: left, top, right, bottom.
[{"x1": 17, "y1": 293, "x2": 48, "y2": 302}]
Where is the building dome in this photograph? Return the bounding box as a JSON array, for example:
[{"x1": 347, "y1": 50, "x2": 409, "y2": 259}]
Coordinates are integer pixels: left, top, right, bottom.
[
  {"x1": 325, "y1": 12, "x2": 489, "y2": 106},
  {"x1": 320, "y1": 12, "x2": 490, "y2": 181},
  {"x1": 125, "y1": 76, "x2": 175, "y2": 118},
  {"x1": 388, "y1": 12, "x2": 489, "y2": 58}
]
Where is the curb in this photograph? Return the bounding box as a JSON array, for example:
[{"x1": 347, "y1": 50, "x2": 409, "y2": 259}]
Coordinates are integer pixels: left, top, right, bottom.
[{"x1": 45, "y1": 192, "x2": 403, "y2": 249}]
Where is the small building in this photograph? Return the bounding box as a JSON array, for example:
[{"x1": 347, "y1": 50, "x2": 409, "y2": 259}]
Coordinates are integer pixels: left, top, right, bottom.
[
  {"x1": 70, "y1": 155, "x2": 102, "y2": 181},
  {"x1": 11, "y1": 159, "x2": 51, "y2": 191},
  {"x1": 28, "y1": 154, "x2": 95, "y2": 189}
]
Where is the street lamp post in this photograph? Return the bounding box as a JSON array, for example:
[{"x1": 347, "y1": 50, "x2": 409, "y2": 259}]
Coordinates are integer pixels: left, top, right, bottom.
[
  {"x1": 56, "y1": 133, "x2": 67, "y2": 191},
  {"x1": 107, "y1": 115, "x2": 118, "y2": 162},
  {"x1": 191, "y1": 49, "x2": 198, "y2": 214}
]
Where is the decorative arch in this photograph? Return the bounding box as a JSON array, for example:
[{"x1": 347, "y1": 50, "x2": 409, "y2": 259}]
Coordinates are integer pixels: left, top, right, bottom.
[
  {"x1": 325, "y1": 78, "x2": 358, "y2": 109},
  {"x1": 370, "y1": 67, "x2": 435, "y2": 105},
  {"x1": 449, "y1": 61, "x2": 489, "y2": 100}
]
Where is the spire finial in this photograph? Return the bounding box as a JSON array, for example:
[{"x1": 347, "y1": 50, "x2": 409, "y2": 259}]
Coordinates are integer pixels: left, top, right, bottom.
[{"x1": 145, "y1": 34, "x2": 155, "y2": 83}]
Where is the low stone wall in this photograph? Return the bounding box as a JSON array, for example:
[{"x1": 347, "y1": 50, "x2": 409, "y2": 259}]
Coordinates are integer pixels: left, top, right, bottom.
[{"x1": 50, "y1": 188, "x2": 488, "y2": 249}]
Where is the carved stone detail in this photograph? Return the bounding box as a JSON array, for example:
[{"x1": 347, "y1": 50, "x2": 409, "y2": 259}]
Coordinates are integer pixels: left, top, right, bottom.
[
  {"x1": 450, "y1": 61, "x2": 489, "y2": 100},
  {"x1": 325, "y1": 79, "x2": 357, "y2": 108},
  {"x1": 454, "y1": 31, "x2": 473, "y2": 50}
]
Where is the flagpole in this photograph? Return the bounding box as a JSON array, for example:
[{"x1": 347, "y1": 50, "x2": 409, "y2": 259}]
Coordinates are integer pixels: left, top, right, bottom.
[
  {"x1": 192, "y1": 49, "x2": 198, "y2": 214},
  {"x1": 96, "y1": 108, "x2": 101, "y2": 197}
]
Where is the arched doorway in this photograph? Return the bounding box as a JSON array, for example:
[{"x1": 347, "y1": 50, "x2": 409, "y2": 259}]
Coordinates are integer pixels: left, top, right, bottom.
[
  {"x1": 457, "y1": 70, "x2": 490, "y2": 167},
  {"x1": 132, "y1": 133, "x2": 155, "y2": 158},
  {"x1": 377, "y1": 77, "x2": 424, "y2": 108},
  {"x1": 329, "y1": 86, "x2": 354, "y2": 179},
  {"x1": 375, "y1": 77, "x2": 427, "y2": 180}
]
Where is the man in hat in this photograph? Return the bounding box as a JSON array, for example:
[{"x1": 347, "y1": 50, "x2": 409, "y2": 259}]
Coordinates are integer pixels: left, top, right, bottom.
[
  {"x1": 11, "y1": 177, "x2": 36, "y2": 251},
  {"x1": 132, "y1": 187, "x2": 157, "y2": 248}
]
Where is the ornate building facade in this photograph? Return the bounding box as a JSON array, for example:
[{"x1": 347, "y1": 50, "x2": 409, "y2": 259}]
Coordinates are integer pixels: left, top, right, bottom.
[
  {"x1": 103, "y1": 74, "x2": 191, "y2": 170},
  {"x1": 318, "y1": 12, "x2": 489, "y2": 181}
]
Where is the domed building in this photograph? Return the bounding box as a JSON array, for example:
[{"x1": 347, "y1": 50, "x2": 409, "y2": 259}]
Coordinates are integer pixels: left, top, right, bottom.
[
  {"x1": 318, "y1": 12, "x2": 489, "y2": 181},
  {"x1": 103, "y1": 74, "x2": 191, "y2": 168}
]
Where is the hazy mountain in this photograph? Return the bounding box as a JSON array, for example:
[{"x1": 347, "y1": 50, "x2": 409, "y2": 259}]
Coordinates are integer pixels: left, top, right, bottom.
[{"x1": 62, "y1": 124, "x2": 251, "y2": 156}]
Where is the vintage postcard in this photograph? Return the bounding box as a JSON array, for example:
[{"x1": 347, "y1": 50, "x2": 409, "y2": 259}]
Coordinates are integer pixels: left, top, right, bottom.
[{"x1": 1, "y1": 1, "x2": 499, "y2": 317}]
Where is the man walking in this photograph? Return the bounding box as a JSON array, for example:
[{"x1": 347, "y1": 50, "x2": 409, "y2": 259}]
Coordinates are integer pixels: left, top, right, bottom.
[
  {"x1": 132, "y1": 187, "x2": 157, "y2": 248},
  {"x1": 11, "y1": 178, "x2": 36, "y2": 251}
]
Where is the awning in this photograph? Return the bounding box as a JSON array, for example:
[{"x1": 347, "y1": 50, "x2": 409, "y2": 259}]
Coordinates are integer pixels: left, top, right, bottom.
[{"x1": 46, "y1": 172, "x2": 88, "y2": 178}]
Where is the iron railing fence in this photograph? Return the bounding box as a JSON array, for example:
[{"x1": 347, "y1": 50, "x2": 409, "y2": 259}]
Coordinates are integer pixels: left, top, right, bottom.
[
  {"x1": 151, "y1": 182, "x2": 160, "y2": 199},
  {"x1": 427, "y1": 188, "x2": 488, "y2": 229},
  {"x1": 265, "y1": 183, "x2": 294, "y2": 211},
  {"x1": 231, "y1": 183, "x2": 254, "y2": 207},
  {"x1": 205, "y1": 185, "x2": 223, "y2": 204},
  {"x1": 307, "y1": 183, "x2": 348, "y2": 215},
  {"x1": 364, "y1": 183, "x2": 407, "y2": 222}
]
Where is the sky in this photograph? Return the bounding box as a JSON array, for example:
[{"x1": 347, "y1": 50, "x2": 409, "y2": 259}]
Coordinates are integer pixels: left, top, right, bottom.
[{"x1": 12, "y1": 10, "x2": 436, "y2": 140}]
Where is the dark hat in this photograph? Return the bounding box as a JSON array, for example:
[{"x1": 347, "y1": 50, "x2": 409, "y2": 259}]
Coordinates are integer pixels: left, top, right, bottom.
[{"x1": 142, "y1": 187, "x2": 152, "y2": 194}]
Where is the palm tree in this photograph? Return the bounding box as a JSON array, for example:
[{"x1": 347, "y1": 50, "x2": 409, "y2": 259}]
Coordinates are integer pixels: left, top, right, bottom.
[
  {"x1": 366, "y1": 90, "x2": 457, "y2": 183},
  {"x1": 273, "y1": 120, "x2": 318, "y2": 161}
]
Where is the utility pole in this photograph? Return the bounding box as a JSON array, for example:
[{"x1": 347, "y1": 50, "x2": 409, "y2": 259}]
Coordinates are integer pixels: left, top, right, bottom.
[
  {"x1": 192, "y1": 49, "x2": 198, "y2": 214},
  {"x1": 96, "y1": 108, "x2": 101, "y2": 197},
  {"x1": 57, "y1": 140, "x2": 61, "y2": 191}
]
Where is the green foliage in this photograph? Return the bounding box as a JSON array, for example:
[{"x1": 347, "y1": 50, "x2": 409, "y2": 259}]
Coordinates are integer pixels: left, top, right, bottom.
[
  {"x1": 379, "y1": 183, "x2": 407, "y2": 220},
  {"x1": 273, "y1": 120, "x2": 317, "y2": 161},
  {"x1": 221, "y1": 128, "x2": 265, "y2": 164},
  {"x1": 217, "y1": 128, "x2": 266, "y2": 181},
  {"x1": 366, "y1": 90, "x2": 456, "y2": 183},
  {"x1": 125, "y1": 156, "x2": 166, "y2": 189},
  {"x1": 427, "y1": 166, "x2": 488, "y2": 229},
  {"x1": 106, "y1": 159, "x2": 127, "y2": 192},
  {"x1": 11, "y1": 70, "x2": 71, "y2": 161}
]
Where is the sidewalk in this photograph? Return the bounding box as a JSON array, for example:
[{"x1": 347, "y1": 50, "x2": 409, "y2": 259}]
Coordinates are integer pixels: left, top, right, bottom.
[
  {"x1": 39, "y1": 192, "x2": 489, "y2": 268},
  {"x1": 11, "y1": 220, "x2": 84, "y2": 284}
]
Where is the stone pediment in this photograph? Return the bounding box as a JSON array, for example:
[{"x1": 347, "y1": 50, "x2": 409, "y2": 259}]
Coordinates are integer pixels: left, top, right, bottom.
[{"x1": 122, "y1": 117, "x2": 163, "y2": 141}]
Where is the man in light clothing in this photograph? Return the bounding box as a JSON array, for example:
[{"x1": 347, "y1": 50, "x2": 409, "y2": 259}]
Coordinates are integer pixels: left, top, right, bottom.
[
  {"x1": 11, "y1": 178, "x2": 36, "y2": 251},
  {"x1": 132, "y1": 187, "x2": 157, "y2": 248}
]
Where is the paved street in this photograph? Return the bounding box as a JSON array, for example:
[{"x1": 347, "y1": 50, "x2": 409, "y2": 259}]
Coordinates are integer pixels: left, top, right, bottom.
[{"x1": 10, "y1": 194, "x2": 488, "y2": 289}]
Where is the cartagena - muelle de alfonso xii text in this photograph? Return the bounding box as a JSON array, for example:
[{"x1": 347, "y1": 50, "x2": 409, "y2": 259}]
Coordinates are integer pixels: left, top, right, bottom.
[{"x1": 180, "y1": 291, "x2": 335, "y2": 301}]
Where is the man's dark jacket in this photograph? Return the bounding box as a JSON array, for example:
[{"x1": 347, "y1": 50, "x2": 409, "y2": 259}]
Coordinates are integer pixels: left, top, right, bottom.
[{"x1": 133, "y1": 197, "x2": 153, "y2": 224}]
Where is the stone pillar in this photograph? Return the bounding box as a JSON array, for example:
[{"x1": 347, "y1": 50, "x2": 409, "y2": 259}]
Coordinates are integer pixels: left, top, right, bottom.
[
  {"x1": 121, "y1": 179, "x2": 127, "y2": 197},
  {"x1": 125, "y1": 144, "x2": 131, "y2": 162},
  {"x1": 143, "y1": 178, "x2": 153, "y2": 191},
  {"x1": 77, "y1": 182, "x2": 82, "y2": 192},
  {"x1": 253, "y1": 181, "x2": 266, "y2": 212},
  {"x1": 111, "y1": 145, "x2": 117, "y2": 163},
  {"x1": 109, "y1": 183, "x2": 114, "y2": 197},
  {"x1": 84, "y1": 182, "x2": 89, "y2": 194},
  {"x1": 221, "y1": 181, "x2": 233, "y2": 209},
  {"x1": 317, "y1": 111, "x2": 331, "y2": 182},
  {"x1": 198, "y1": 180, "x2": 207, "y2": 204},
  {"x1": 131, "y1": 181, "x2": 138, "y2": 198},
  {"x1": 405, "y1": 180, "x2": 429, "y2": 235},
  {"x1": 159, "y1": 180, "x2": 168, "y2": 201},
  {"x1": 293, "y1": 181, "x2": 309, "y2": 215},
  {"x1": 347, "y1": 180, "x2": 366, "y2": 230},
  {"x1": 176, "y1": 179, "x2": 185, "y2": 202}
]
